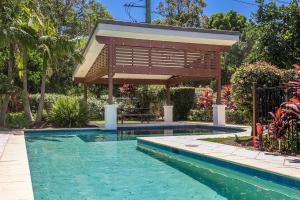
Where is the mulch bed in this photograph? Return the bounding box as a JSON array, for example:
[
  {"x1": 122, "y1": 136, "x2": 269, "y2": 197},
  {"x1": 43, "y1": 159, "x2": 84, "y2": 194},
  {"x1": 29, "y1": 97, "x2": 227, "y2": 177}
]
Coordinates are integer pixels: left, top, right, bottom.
[{"x1": 218, "y1": 138, "x2": 300, "y2": 157}]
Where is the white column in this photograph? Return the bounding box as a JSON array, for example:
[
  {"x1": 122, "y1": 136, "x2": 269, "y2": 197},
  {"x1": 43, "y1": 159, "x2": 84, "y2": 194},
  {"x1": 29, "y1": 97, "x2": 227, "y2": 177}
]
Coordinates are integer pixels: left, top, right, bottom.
[
  {"x1": 213, "y1": 104, "x2": 225, "y2": 126},
  {"x1": 104, "y1": 104, "x2": 118, "y2": 130},
  {"x1": 163, "y1": 105, "x2": 173, "y2": 122}
]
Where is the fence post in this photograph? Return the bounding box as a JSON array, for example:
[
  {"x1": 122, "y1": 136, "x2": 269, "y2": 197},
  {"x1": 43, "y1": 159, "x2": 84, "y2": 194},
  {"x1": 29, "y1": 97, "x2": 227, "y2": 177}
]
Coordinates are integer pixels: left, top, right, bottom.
[{"x1": 252, "y1": 82, "x2": 257, "y2": 136}]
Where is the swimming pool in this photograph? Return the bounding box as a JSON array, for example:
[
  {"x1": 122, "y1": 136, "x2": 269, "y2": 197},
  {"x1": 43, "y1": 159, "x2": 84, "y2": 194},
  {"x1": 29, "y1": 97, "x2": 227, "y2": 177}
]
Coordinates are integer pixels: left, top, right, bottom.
[{"x1": 25, "y1": 128, "x2": 300, "y2": 200}]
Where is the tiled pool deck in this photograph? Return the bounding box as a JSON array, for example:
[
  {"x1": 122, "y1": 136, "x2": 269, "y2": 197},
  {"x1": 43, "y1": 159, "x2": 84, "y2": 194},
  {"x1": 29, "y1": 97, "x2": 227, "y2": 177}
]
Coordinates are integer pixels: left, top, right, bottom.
[
  {"x1": 0, "y1": 131, "x2": 34, "y2": 200},
  {"x1": 138, "y1": 135, "x2": 300, "y2": 180}
]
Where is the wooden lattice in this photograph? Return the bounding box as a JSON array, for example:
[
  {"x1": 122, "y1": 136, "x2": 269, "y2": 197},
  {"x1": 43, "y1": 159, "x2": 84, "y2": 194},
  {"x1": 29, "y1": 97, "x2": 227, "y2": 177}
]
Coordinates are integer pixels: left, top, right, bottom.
[{"x1": 85, "y1": 45, "x2": 108, "y2": 82}]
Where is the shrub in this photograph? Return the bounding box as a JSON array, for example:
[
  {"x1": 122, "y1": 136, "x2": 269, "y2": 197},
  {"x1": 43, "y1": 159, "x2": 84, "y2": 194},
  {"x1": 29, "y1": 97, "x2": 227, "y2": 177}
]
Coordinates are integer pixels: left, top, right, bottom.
[
  {"x1": 6, "y1": 112, "x2": 29, "y2": 129},
  {"x1": 30, "y1": 93, "x2": 67, "y2": 112},
  {"x1": 117, "y1": 85, "x2": 165, "y2": 117},
  {"x1": 281, "y1": 69, "x2": 298, "y2": 83},
  {"x1": 188, "y1": 109, "x2": 212, "y2": 122},
  {"x1": 87, "y1": 97, "x2": 106, "y2": 120},
  {"x1": 119, "y1": 84, "x2": 136, "y2": 96},
  {"x1": 135, "y1": 85, "x2": 165, "y2": 109},
  {"x1": 30, "y1": 93, "x2": 105, "y2": 121},
  {"x1": 49, "y1": 97, "x2": 89, "y2": 127},
  {"x1": 171, "y1": 87, "x2": 195, "y2": 120},
  {"x1": 226, "y1": 109, "x2": 250, "y2": 125},
  {"x1": 231, "y1": 61, "x2": 283, "y2": 119}
]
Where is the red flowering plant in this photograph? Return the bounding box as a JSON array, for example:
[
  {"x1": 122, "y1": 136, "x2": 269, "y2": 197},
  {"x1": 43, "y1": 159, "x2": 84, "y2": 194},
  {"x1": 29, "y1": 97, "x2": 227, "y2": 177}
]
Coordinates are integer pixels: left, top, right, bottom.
[
  {"x1": 264, "y1": 60, "x2": 300, "y2": 152},
  {"x1": 267, "y1": 96, "x2": 300, "y2": 151},
  {"x1": 119, "y1": 84, "x2": 136, "y2": 96},
  {"x1": 196, "y1": 89, "x2": 213, "y2": 110},
  {"x1": 221, "y1": 84, "x2": 236, "y2": 110}
]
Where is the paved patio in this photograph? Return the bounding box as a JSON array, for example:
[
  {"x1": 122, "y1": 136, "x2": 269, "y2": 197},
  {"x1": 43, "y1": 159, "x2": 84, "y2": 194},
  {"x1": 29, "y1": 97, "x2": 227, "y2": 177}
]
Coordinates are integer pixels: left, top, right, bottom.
[
  {"x1": 138, "y1": 135, "x2": 300, "y2": 180},
  {"x1": 0, "y1": 131, "x2": 34, "y2": 200},
  {"x1": 0, "y1": 131, "x2": 9, "y2": 158}
]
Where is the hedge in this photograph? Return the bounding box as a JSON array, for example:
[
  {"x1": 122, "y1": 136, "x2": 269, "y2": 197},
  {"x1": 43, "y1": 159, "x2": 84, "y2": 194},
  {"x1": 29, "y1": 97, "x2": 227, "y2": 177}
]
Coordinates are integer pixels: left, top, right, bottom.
[
  {"x1": 188, "y1": 108, "x2": 249, "y2": 125},
  {"x1": 188, "y1": 109, "x2": 212, "y2": 122},
  {"x1": 231, "y1": 62, "x2": 282, "y2": 119},
  {"x1": 226, "y1": 109, "x2": 250, "y2": 125},
  {"x1": 171, "y1": 87, "x2": 195, "y2": 120}
]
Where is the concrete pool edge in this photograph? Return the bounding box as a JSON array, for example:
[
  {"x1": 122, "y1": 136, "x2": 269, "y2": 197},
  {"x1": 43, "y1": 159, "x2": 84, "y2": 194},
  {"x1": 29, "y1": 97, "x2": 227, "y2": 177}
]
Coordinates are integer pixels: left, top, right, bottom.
[
  {"x1": 0, "y1": 132, "x2": 34, "y2": 200},
  {"x1": 24, "y1": 122, "x2": 249, "y2": 134},
  {"x1": 137, "y1": 136, "x2": 300, "y2": 187}
]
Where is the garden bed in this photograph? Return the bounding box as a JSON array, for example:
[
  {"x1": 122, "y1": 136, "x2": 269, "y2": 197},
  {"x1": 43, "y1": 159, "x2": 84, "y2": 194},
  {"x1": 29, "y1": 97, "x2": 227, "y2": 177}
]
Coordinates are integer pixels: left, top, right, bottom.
[{"x1": 200, "y1": 136, "x2": 300, "y2": 157}]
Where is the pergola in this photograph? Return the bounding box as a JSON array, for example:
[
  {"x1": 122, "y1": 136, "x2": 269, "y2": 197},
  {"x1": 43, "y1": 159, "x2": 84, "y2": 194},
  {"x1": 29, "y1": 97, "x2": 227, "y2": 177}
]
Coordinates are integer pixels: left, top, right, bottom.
[{"x1": 73, "y1": 19, "x2": 240, "y2": 129}]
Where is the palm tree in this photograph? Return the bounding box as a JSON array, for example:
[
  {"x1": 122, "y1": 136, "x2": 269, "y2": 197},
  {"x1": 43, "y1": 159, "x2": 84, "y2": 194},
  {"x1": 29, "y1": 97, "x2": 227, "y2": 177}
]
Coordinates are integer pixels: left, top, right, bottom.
[
  {"x1": 35, "y1": 28, "x2": 75, "y2": 124},
  {"x1": 0, "y1": 0, "x2": 35, "y2": 126}
]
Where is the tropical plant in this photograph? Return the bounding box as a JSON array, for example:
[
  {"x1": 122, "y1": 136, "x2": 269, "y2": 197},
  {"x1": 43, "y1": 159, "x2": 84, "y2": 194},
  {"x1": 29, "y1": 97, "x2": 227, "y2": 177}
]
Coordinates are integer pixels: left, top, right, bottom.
[
  {"x1": 267, "y1": 96, "x2": 300, "y2": 151},
  {"x1": 195, "y1": 89, "x2": 213, "y2": 110},
  {"x1": 35, "y1": 20, "x2": 80, "y2": 124},
  {"x1": 49, "y1": 96, "x2": 89, "y2": 127},
  {"x1": 221, "y1": 84, "x2": 236, "y2": 110},
  {"x1": 6, "y1": 112, "x2": 29, "y2": 129},
  {"x1": 0, "y1": 0, "x2": 35, "y2": 126},
  {"x1": 119, "y1": 84, "x2": 136, "y2": 96}
]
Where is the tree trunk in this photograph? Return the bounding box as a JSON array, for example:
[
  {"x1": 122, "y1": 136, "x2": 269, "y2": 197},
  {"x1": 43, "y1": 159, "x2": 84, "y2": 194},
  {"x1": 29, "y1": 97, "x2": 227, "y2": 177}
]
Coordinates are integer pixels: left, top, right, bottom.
[
  {"x1": 0, "y1": 44, "x2": 14, "y2": 127},
  {"x1": 22, "y1": 65, "x2": 33, "y2": 123},
  {"x1": 36, "y1": 71, "x2": 46, "y2": 123},
  {"x1": 0, "y1": 95, "x2": 10, "y2": 127}
]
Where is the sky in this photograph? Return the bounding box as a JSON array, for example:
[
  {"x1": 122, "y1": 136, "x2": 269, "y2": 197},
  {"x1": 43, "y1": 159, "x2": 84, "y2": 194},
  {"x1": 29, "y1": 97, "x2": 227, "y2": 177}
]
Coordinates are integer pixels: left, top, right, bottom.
[{"x1": 99, "y1": 0, "x2": 261, "y2": 23}]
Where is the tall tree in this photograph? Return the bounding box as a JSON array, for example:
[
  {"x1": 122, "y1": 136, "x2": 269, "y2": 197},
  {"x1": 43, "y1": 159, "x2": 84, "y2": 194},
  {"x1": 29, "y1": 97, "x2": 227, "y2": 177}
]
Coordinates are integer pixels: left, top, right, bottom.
[
  {"x1": 248, "y1": 0, "x2": 300, "y2": 68},
  {"x1": 32, "y1": 0, "x2": 112, "y2": 94},
  {"x1": 202, "y1": 10, "x2": 248, "y2": 83},
  {"x1": 37, "y1": 0, "x2": 112, "y2": 37},
  {"x1": 154, "y1": 0, "x2": 206, "y2": 27},
  {"x1": 0, "y1": 0, "x2": 35, "y2": 126},
  {"x1": 203, "y1": 10, "x2": 247, "y2": 32},
  {"x1": 35, "y1": 20, "x2": 77, "y2": 124}
]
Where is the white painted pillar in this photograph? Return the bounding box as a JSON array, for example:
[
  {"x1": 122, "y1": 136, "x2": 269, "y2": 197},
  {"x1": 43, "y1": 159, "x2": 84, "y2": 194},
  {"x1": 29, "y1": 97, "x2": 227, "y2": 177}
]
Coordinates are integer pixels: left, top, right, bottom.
[
  {"x1": 213, "y1": 104, "x2": 225, "y2": 126},
  {"x1": 104, "y1": 104, "x2": 118, "y2": 130},
  {"x1": 163, "y1": 105, "x2": 173, "y2": 122}
]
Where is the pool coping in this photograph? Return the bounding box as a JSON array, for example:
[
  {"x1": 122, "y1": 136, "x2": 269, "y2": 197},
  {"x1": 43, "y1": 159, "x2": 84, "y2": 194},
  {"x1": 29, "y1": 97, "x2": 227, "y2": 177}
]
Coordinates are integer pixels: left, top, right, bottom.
[
  {"x1": 24, "y1": 122, "x2": 249, "y2": 133},
  {"x1": 0, "y1": 131, "x2": 34, "y2": 200},
  {"x1": 137, "y1": 136, "x2": 300, "y2": 184}
]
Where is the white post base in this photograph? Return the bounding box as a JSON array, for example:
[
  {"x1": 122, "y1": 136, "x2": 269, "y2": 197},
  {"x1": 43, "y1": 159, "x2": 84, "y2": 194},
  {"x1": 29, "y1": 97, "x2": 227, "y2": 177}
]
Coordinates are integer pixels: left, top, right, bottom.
[
  {"x1": 164, "y1": 105, "x2": 173, "y2": 122},
  {"x1": 104, "y1": 104, "x2": 118, "y2": 130},
  {"x1": 213, "y1": 104, "x2": 225, "y2": 126}
]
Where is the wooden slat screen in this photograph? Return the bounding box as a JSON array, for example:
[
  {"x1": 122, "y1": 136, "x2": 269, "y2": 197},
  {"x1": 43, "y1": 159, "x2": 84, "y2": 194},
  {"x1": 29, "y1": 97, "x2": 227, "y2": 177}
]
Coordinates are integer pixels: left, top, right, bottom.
[{"x1": 115, "y1": 45, "x2": 217, "y2": 69}]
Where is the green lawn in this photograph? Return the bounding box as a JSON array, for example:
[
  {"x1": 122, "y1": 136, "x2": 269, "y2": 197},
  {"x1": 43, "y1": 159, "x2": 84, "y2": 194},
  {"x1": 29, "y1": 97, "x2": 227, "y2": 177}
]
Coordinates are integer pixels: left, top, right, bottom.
[{"x1": 200, "y1": 136, "x2": 251, "y2": 143}]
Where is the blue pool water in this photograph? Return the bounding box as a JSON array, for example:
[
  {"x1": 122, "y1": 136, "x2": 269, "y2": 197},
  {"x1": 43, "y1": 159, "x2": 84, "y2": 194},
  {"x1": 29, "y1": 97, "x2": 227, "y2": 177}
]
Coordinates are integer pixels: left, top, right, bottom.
[{"x1": 25, "y1": 129, "x2": 300, "y2": 200}]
